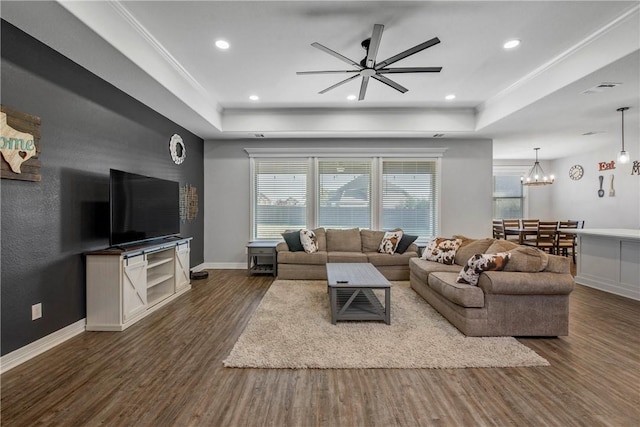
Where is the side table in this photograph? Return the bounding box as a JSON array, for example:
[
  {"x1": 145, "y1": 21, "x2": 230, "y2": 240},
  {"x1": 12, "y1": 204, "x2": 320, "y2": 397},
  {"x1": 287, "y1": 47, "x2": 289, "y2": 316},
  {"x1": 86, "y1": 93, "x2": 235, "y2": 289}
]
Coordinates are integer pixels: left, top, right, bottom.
[{"x1": 247, "y1": 241, "x2": 278, "y2": 276}]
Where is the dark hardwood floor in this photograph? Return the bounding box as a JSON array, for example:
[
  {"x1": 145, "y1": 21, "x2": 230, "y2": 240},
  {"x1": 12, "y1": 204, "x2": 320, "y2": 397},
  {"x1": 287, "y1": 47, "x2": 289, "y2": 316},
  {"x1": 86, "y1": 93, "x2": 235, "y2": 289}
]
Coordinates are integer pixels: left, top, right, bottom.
[{"x1": 2, "y1": 269, "x2": 639, "y2": 426}]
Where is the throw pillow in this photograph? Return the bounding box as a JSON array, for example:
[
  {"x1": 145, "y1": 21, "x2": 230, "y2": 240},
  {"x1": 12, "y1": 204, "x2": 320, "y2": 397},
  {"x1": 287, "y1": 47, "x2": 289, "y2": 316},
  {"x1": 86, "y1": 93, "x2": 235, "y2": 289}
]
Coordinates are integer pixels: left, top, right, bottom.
[
  {"x1": 395, "y1": 234, "x2": 418, "y2": 254},
  {"x1": 299, "y1": 229, "x2": 318, "y2": 254},
  {"x1": 281, "y1": 230, "x2": 304, "y2": 252},
  {"x1": 421, "y1": 237, "x2": 462, "y2": 265},
  {"x1": 456, "y1": 252, "x2": 511, "y2": 286},
  {"x1": 379, "y1": 230, "x2": 404, "y2": 254}
]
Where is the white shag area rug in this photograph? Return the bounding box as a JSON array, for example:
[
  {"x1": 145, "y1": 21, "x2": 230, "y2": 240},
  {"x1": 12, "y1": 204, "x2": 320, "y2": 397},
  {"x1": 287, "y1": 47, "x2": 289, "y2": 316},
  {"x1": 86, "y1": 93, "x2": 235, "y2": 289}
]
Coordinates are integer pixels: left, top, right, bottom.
[{"x1": 223, "y1": 280, "x2": 549, "y2": 369}]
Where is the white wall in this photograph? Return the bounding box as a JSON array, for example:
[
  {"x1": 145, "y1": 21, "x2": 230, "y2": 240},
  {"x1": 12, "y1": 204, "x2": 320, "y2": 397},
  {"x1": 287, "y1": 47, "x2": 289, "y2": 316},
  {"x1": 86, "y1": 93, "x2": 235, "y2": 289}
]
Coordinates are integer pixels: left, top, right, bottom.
[
  {"x1": 549, "y1": 144, "x2": 640, "y2": 228},
  {"x1": 204, "y1": 138, "x2": 493, "y2": 265},
  {"x1": 494, "y1": 141, "x2": 640, "y2": 228}
]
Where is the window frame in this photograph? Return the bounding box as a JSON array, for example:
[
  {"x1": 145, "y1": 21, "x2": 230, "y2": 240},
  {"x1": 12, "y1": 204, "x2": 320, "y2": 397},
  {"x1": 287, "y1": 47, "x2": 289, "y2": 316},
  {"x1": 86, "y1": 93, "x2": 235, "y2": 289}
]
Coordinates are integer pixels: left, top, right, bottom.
[
  {"x1": 247, "y1": 147, "x2": 445, "y2": 240},
  {"x1": 492, "y1": 165, "x2": 529, "y2": 219}
]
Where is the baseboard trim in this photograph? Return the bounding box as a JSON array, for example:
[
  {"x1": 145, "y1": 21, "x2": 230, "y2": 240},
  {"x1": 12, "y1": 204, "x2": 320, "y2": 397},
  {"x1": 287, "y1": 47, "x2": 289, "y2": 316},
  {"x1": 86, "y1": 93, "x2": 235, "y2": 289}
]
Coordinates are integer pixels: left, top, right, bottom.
[
  {"x1": 198, "y1": 262, "x2": 245, "y2": 270},
  {"x1": 1, "y1": 319, "x2": 86, "y2": 374}
]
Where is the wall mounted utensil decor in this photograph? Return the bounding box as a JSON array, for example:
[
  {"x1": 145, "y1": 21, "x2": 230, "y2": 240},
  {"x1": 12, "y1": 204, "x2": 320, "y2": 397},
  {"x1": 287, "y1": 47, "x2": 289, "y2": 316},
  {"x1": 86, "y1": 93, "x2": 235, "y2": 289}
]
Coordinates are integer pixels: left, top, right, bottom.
[{"x1": 598, "y1": 175, "x2": 605, "y2": 197}]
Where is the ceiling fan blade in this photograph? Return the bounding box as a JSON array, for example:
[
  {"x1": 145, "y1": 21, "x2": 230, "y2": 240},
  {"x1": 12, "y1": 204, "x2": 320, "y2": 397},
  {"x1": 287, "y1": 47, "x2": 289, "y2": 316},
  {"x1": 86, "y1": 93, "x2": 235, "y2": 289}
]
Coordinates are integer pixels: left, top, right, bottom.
[
  {"x1": 297, "y1": 70, "x2": 362, "y2": 75},
  {"x1": 372, "y1": 75, "x2": 408, "y2": 93},
  {"x1": 311, "y1": 42, "x2": 362, "y2": 68},
  {"x1": 377, "y1": 67, "x2": 442, "y2": 74},
  {"x1": 358, "y1": 76, "x2": 370, "y2": 100},
  {"x1": 365, "y1": 24, "x2": 384, "y2": 68},
  {"x1": 375, "y1": 37, "x2": 441, "y2": 70},
  {"x1": 319, "y1": 74, "x2": 360, "y2": 94}
]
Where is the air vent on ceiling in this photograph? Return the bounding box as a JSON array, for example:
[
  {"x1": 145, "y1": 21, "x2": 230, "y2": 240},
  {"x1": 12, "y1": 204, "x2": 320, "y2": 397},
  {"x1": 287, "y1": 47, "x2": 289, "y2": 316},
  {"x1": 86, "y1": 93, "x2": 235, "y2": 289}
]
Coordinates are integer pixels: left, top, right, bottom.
[
  {"x1": 581, "y1": 82, "x2": 622, "y2": 94},
  {"x1": 433, "y1": 133, "x2": 445, "y2": 138},
  {"x1": 582, "y1": 131, "x2": 605, "y2": 136},
  {"x1": 254, "y1": 133, "x2": 265, "y2": 138}
]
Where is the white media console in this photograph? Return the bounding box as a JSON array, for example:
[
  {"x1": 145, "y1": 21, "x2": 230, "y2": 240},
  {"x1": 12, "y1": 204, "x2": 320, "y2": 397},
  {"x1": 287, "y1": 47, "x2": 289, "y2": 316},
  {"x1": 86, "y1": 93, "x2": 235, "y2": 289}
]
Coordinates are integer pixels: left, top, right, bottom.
[{"x1": 85, "y1": 237, "x2": 191, "y2": 331}]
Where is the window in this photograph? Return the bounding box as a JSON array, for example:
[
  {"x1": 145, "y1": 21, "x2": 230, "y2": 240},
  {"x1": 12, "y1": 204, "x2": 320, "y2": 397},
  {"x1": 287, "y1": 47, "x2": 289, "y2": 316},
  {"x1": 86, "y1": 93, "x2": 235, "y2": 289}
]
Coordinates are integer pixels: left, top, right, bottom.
[
  {"x1": 253, "y1": 159, "x2": 308, "y2": 239},
  {"x1": 382, "y1": 160, "x2": 437, "y2": 236},
  {"x1": 318, "y1": 160, "x2": 371, "y2": 229},
  {"x1": 248, "y1": 148, "x2": 444, "y2": 240},
  {"x1": 493, "y1": 175, "x2": 523, "y2": 219}
]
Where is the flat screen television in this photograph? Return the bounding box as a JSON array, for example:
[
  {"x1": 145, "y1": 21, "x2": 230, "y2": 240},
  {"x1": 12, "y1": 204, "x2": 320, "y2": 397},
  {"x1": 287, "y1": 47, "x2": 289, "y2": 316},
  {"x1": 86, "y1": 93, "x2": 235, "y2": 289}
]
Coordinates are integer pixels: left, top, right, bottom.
[{"x1": 110, "y1": 169, "x2": 180, "y2": 246}]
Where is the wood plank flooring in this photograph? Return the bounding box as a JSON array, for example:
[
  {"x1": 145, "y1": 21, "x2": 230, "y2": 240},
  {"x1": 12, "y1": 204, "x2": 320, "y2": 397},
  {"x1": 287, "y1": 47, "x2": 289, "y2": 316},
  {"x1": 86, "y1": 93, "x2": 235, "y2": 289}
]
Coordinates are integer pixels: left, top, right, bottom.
[{"x1": 2, "y1": 269, "x2": 639, "y2": 426}]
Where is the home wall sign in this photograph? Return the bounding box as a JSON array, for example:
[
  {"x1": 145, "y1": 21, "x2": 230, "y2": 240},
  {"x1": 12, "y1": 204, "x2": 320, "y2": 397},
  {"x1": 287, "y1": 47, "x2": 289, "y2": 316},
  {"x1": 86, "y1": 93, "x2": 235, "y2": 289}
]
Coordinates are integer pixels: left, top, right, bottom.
[
  {"x1": 0, "y1": 106, "x2": 42, "y2": 182},
  {"x1": 598, "y1": 160, "x2": 616, "y2": 171},
  {"x1": 632, "y1": 161, "x2": 640, "y2": 176}
]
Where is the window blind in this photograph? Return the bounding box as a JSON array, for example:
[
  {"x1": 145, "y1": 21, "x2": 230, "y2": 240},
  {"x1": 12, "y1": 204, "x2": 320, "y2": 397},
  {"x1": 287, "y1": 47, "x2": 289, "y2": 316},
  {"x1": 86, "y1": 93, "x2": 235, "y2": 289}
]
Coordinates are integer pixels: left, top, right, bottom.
[
  {"x1": 318, "y1": 160, "x2": 372, "y2": 229},
  {"x1": 253, "y1": 159, "x2": 308, "y2": 238},
  {"x1": 382, "y1": 160, "x2": 437, "y2": 237}
]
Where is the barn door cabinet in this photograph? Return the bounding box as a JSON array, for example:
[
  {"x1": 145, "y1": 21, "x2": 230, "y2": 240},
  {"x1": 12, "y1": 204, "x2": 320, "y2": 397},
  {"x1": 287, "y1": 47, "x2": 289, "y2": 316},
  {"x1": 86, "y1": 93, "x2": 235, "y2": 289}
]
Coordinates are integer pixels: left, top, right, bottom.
[{"x1": 86, "y1": 238, "x2": 192, "y2": 331}]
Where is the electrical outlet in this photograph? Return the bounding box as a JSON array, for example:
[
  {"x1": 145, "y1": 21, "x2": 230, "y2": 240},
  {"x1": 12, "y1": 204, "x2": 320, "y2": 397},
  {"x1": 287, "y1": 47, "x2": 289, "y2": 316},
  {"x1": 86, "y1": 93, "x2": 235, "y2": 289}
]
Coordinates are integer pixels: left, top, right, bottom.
[{"x1": 31, "y1": 303, "x2": 42, "y2": 320}]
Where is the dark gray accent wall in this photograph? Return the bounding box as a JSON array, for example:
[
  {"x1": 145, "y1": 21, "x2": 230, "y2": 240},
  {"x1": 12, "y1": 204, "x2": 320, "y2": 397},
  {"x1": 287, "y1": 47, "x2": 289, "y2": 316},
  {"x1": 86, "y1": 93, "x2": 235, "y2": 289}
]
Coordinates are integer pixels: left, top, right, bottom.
[{"x1": 1, "y1": 20, "x2": 204, "y2": 355}]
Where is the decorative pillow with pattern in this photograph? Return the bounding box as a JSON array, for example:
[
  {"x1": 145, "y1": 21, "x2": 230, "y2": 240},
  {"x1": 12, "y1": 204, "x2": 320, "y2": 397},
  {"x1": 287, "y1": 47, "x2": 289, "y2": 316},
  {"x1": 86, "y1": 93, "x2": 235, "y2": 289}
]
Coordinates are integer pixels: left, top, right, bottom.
[
  {"x1": 421, "y1": 237, "x2": 462, "y2": 265},
  {"x1": 456, "y1": 252, "x2": 511, "y2": 286},
  {"x1": 299, "y1": 229, "x2": 318, "y2": 254},
  {"x1": 378, "y1": 230, "x2": 404, "y2": 254}
]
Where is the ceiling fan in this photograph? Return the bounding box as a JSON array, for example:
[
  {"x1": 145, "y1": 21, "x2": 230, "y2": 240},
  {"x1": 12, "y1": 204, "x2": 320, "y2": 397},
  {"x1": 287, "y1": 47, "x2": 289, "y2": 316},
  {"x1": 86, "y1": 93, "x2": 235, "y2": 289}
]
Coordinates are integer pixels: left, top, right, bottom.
[{"x1": 297, "y1": 24, "x2": 442, "y2": 101}]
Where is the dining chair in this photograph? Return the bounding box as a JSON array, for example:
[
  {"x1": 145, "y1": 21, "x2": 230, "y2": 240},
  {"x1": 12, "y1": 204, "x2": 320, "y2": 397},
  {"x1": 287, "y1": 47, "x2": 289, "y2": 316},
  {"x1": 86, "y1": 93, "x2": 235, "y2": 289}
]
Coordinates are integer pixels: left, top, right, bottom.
[
  {"x1": 568, "y1": 219, "x2": 585, "y2": 229},
  {"x1": 501, "y1": 219, "x2": 521, "y2": 242},
  {"x1": 557, "y1": 221, "x2": 579, "y2": 263},
  {"x1": 523, "y1": 221, "x2": 558, "y2": 254},
  {"x1": 492, "y1": 220, "x2": 505, "y2": 239},
  {"x1": 520, "y1": 219, "x2": 540, "y2": 243}
]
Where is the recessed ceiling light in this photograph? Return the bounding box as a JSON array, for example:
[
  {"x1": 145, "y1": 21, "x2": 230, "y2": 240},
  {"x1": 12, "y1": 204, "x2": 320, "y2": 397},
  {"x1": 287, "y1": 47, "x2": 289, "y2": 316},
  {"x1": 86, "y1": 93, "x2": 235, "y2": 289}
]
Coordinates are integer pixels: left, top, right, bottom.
[
  {"x1": 503, "y1": 39, "x2": 521, "y2": 49},
  {"x1": 347, "y1": 94, "x2": 357, "y2": 101},
  {"x1": 249, "y1": 95, "x2": 259, "y2": 101},
  {"x1": 445, "y1": 94, "x2": 456, "y2": 100},
  {"x1": 215, "y1": 40, "x2": 230, "y2": 50}
]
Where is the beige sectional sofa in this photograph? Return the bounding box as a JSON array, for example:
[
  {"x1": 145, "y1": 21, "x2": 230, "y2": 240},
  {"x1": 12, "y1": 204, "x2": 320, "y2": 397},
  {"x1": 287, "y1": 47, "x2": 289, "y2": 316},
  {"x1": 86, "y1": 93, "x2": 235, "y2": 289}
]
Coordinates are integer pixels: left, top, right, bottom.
[
  {"x1": 276, "y1": 228, "x2": 419, "y2": 280},
  {"x1": 410, "y1": 237, "x2": 575, "y2": 337}
]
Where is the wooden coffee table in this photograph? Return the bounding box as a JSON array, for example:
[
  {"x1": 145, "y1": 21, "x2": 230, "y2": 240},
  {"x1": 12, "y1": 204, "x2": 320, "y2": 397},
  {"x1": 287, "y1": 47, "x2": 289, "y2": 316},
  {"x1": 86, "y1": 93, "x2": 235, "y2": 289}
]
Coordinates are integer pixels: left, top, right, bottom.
[{"x1": 326, "y1": 263, "x2": 391, "y2": 325}]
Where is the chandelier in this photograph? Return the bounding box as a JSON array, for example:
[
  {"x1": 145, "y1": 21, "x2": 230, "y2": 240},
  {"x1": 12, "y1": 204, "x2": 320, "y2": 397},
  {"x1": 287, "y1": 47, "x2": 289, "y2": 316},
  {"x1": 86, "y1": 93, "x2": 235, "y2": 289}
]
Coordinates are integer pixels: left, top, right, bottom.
[{"x1": 521, "y1": 148, "x2": 554, "y2": 186}]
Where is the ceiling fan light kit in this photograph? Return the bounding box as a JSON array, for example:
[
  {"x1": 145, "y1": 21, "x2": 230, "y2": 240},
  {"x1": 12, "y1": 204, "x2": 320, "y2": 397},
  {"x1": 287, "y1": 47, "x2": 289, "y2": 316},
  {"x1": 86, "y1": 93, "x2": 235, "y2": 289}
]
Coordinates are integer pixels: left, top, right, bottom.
[
  {"x1": 521, "y1": 148, "x2": 554, "y2": 186},
  {"x1": 297, "y1": 24, "x2": 442, "y2": 100}
]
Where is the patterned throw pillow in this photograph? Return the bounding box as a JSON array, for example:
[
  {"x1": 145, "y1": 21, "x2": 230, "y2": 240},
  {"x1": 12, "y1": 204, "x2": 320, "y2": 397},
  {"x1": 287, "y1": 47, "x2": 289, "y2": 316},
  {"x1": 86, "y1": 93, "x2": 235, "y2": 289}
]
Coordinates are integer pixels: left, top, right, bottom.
[
  {"x1": 378, "y1": 230, "x2": 404, "y2": 254},
  {"x1": 299, "y1": 229, "x2": 318, "y2": 254},
  {"x1": 456, "y1": 252, "x2": 511, "y2": 286},
  {"x1": 421, "y1": 237, "x2": 462, "y2": 265}
]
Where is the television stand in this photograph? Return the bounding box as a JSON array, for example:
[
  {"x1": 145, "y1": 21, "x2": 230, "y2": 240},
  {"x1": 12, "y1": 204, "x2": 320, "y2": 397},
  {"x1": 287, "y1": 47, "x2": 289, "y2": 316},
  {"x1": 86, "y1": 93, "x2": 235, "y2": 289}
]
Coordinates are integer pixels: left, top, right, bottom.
[{"x1": 85, "y1": 237, "x2": 192, "y2": 331}]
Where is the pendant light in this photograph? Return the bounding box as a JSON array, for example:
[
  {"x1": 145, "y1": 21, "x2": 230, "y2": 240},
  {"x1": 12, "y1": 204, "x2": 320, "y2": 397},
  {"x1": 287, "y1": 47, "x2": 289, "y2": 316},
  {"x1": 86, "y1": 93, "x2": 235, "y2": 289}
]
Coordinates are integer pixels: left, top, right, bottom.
[
  {"x1": 521, "y1": 148, "x2": 554, "y2": 186},
  {"x1": 617, "y1": 107, "x2": 630, "y2": 164}
]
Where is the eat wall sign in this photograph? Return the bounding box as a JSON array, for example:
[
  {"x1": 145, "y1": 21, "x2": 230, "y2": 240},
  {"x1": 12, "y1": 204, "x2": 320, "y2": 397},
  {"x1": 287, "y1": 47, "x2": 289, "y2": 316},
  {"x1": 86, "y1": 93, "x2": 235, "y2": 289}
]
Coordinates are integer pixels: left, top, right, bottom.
[
  {"x1": 0, "y1": 105, "x2": 42, "y2": 182},
  {"x1": 598, "y1": 160, "x2": 616, "y2": 171}
]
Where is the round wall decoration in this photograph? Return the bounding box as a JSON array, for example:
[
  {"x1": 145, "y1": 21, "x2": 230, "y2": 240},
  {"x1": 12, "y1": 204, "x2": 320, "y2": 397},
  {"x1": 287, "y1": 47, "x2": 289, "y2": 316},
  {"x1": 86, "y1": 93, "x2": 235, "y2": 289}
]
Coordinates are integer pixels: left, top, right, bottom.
[
  {"x1": 169, "y1": 134, "x2": 186, "y2": 165},
  {"x1": 569, "y1": 164, "x2": 584, "y2": 180}
]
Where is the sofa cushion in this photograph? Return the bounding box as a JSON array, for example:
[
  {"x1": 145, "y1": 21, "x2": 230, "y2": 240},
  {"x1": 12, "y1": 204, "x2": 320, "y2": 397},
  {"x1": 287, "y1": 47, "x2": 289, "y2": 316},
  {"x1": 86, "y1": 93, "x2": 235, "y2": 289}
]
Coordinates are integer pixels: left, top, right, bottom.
[
  {"x1": 366, "y1": 251, "x2": 417, "y2": 267},
  {"x1": 544, "y1": 254, "x2": 571, "y2": 274},
  {"x1": 504, "y1": 246, "x2": 549, "y2": 272},
  {"x1": 421, "y1": 237, "x2": 462, "y2": 265},
  {"x1": 456, "y1": 252, "x2": 511, "y2": 286},
  {"x1": 326, "y1": 228, "x2": 361, "y2": 252},
  {"x1": 379, "y1": 230, "x2": 404, "y2": 254},
  {"x1": 485, "y1": 239, "x2": 519, "y2": 254},
  {"x1": 313, "y1": 227, "x2": 327, "y2": 252},
  {"x1": 278, "y1": 250, "x2": 328, "y2": 265},
  {"x1": 478, "y1": 271, "x2": 575, "y2": 295},
  {"x1": 300, "y1": 229, "x2": 319, "y2": 253},
  {"x1": 396, "y1": 234, "x2": 418, "y2": 254},
  {"x1": 361, "y1": 229, "x2": 385, "y2": 253},
  {"x1": 328, "y1": 252, "x2": 368, "y2": 263},
  {"x1": 453, "y1": 237, "x2": 495, "y2": 266},
  {"x1": 409, "y1": 258, "x2": 462, "y2": 283},
  {"x1": 428, "y1": 272, "x2": 485, "y2": 308},
  {"x1": 282, "y1": 230, "x2": 304, "y2": 252}
]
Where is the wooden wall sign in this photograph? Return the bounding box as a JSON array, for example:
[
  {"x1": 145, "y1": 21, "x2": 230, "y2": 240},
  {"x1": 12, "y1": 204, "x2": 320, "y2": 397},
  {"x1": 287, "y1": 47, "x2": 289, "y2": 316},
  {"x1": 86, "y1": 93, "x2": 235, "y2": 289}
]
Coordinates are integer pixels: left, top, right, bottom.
[
  {"x1": 0, "y1": 106, "x2": 42, "y2": 182},
  {"x1": 179, "y1": 184, "x2": 199, "y2": 223},
  {"x1": 598, "y1": 160, "x2": 616, "y2": 171}
]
